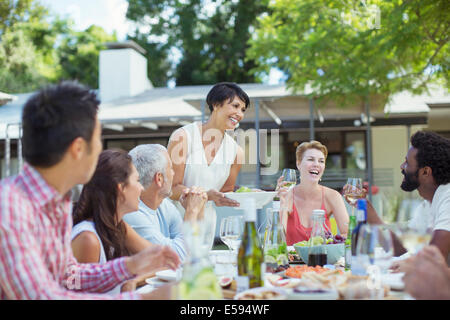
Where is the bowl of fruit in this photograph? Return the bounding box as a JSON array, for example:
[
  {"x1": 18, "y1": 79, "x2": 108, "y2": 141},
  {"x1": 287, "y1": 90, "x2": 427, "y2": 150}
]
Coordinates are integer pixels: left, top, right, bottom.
[{"x1": 293, "y1": 233, "x2": 345, "y2": 265}]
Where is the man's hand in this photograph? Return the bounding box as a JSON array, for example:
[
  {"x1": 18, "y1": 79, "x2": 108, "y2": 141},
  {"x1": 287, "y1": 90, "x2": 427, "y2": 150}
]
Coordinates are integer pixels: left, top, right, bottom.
[
  {"x1": 402, "y1": 245, "x2": 450, "y2": 299},
  {"x1": 125, "y1": 245, "x2": 181, "y2": 278},
  {"x1": 342, "y1": 183, "x2": 367, "y2": 207},
  {"x1": 180, "y1": 186, "x2": 208, "y2": 221},
  {"x1": 207, "y1": 189, "x2": 240, "y2": 207}
]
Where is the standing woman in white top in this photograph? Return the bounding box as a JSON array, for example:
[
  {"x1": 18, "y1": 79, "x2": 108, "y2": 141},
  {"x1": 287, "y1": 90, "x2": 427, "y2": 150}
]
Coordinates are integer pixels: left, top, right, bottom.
[{"x1": 167, "y1": 82, "x2": 249, "y2": 248}]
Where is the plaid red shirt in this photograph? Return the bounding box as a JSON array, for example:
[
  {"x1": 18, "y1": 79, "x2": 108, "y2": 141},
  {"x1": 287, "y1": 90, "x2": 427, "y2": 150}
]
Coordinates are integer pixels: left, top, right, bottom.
[{"x1": 0, "y1": 164, "x2": 141, "y2": 300}]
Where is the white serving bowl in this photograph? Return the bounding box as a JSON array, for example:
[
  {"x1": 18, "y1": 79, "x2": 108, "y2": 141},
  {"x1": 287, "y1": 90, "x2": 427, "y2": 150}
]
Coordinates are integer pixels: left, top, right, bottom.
[{"x1": 224, "y1": 191, "x2": 277, "y2": 209}]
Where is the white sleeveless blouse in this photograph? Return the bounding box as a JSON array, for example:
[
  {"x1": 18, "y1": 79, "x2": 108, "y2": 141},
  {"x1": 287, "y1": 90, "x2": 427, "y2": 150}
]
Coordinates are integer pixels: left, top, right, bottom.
[
  {"x1": 171, "y1": 122, "x2": 238, "y2": 248},
  {"x1": 71, "y1": 220, "x2": 122, "y2": 295}
]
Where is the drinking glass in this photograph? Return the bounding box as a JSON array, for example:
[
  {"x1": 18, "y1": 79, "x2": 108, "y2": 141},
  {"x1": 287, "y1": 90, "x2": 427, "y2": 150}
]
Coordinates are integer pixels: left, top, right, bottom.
[
  {"x1": 354, "y1": 224, "x2": 394, "y2": 299},
  {"x1": 391, "y1": 222, "x2": 432, "y2": 255},
  {"x1": 343, "y1": 178, "x2": 364, "y2": 206},
  {"x1": 280, "y1": 168, "x2": 297, "y2": 189},
  {"x1": 225, "y1": 215, "x2": 243, "y2": 267},
  {"x1": 355, "y1": 224, "x2": 394, "y2": 274},
  {"x1": 226, "y1": 216, "x2": 243, "y2": 253},
  {"x1": 220, "y1": 217, "x2": 231, "y2": 252}
]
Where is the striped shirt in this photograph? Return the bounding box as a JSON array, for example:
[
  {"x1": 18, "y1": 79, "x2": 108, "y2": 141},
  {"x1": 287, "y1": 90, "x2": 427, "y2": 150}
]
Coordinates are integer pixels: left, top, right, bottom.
[{"x1": 0, "y1": 164, "x2": 141, "y2": 300}]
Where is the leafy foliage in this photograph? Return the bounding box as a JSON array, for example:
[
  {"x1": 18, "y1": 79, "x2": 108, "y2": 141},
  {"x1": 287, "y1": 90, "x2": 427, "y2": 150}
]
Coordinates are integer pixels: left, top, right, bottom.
[
  {"x1": 126, "y1": 0, "x2": 269, "y2": 86},
  {"x1": 57, "y1": 25, "x2": 117, "y2": 89},
  {"x1": 247, "y1": 0, "x2": 449, "y2": 106},
  {"x1": 0, "y1": 0, "x2": 118, "y2": 92},
  {"x1": 0, "y1": 0, "x2": 66, "y2": 92}
]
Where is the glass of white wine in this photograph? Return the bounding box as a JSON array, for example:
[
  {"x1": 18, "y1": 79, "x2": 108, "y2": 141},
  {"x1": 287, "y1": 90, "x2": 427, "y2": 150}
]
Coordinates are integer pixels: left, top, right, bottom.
[
  {"x1": 343, "y1": 178, "x2": 364, "y2": 206},
  {"x1": 225, "y1": 216, "x2": 243, "y2": 267},
  {"x1": 392, "y1": 222, "x2": 432, "y2": 255},
  {"x1": 280, "y1": 168, "x2": 297, "y2": 189}
]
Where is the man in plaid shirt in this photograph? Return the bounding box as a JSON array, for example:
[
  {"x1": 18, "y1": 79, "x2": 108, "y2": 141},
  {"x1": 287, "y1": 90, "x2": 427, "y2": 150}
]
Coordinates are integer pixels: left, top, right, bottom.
[{"x1": 0, "y1": 81, "x2": 180, "y2": 299}]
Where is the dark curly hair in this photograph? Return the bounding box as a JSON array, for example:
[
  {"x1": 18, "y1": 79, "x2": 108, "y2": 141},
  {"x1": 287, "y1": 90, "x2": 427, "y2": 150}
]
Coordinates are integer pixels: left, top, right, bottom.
[{"x1": 410, "y1": 131, "x2": 450, "y2": 185}]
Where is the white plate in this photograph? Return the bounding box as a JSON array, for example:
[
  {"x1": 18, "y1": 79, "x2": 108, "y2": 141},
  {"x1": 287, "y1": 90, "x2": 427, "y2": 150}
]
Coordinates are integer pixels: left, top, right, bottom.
[
  {"x1": 145, "y1": 277, "x2": 169, "y2": 287},
  {"x1": 234, "y1": 287, "x2": 287, "y2": 300},
  {"x1": 225, "y1": 191, "x2": 277, "y2": 209},
  {"x1": 155, "y1": 269, "x2": 182, "y2": 282}
]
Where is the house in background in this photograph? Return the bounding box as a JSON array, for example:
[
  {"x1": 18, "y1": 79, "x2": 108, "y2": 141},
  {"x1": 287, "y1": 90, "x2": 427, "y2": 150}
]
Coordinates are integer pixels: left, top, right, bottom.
[{"x1": 1, "y1": 41, "x2": 449, "y2": 231}]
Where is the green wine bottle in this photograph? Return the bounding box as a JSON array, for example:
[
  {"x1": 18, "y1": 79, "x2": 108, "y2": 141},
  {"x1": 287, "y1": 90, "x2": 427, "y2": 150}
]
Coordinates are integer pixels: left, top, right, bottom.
[
  {"x1": 344, "y1": 214, "x2": 357, "y2": 271},
  {"x1": 236, "y1": 198, "x2": 265, "y2": 293}
]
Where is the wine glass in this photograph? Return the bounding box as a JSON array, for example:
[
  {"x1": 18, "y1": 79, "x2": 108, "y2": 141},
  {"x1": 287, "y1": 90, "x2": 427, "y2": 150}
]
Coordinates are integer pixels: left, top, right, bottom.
[
  {"x1": 343, "y1": 178, "x2": 364, "y2": 206},
  {"x1": 280, "y1": 168, "x2": 297, "y2": 189},
  {"x1": 226, "y1": 216, "x2": 243, "y2": 253},
  {"x1": 343, "y1": 178, "x2": 364, "y2": 218},
  {"x1": 354, "y1": 224, "x2": 394, "y2": 299},
  {"x1": 225, "y1": 216, "x2": 243, "y2": 266},
  {"x1": 355, "y1": 224, "x2": 394, "y2": 273},
  {"x1": 391, "y1": 222, "x2": 432, "y2": 255},
  {"x1": 220, "y1": 217, "x2": 231, "y2": 252}
]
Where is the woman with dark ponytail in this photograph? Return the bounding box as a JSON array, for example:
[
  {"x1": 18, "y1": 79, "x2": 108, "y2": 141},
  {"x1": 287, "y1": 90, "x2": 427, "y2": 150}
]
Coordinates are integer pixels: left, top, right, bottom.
[{"x1": 72, "y1": 149, "x2": 151, "y2": 272}]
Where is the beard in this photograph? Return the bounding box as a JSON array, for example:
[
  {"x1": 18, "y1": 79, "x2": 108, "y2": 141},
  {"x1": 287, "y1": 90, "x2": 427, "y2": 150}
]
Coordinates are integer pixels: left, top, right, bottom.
[
  {"x1": 400, "y1": 169, "x2": 420, "y2": 192},
  {"x1": 160, "y1": 181, "x2": 173, "y2": 198}
]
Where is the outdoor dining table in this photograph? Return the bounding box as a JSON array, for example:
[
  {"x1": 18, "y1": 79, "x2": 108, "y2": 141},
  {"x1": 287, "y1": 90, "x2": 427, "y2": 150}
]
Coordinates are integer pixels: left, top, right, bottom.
[
  {"x1": 135, "y1": 249, "x2": 409, "y2": 300},
  {"x1": 136, "y1": 250, "x2": 234, "y2": 296}
]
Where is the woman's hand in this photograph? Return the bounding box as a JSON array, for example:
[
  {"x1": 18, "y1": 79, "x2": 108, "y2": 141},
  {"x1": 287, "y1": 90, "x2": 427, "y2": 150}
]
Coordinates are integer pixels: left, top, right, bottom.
[
  {"x1": 207, "y1": 189, "x2": 240, "y2": 207},
  {"x1": 277, "y1": 187, "x2": 293, "y2": 215},
  {"x1": 275, "y1": 175, "x2": 294, "y2": 191},
  {"x1": 125, "y1": 244, "x2": 181, "y2": 277},
  {"x1": 121, "y1": 271, "x2": 155, "y2": 292}
]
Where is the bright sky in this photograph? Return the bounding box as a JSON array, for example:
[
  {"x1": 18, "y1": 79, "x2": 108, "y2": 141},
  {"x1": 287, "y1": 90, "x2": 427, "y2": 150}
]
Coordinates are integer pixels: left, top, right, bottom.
[
  {"x1": 41, "y1": 0, "x2": 130, "y2": 40},
  {"x1": 40, "y1": 0, "x2": 286, "y2": 85}
]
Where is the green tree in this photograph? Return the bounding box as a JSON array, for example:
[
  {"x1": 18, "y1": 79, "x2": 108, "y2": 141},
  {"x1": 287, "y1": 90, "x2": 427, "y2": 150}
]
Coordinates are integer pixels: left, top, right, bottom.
[
  {"x1": 0, "y1": 26, "x2": 47, "y2": 92},
  {"x1": 57, "y1": 25, "x2": 117, "y2": 89},
  {"x1": 0, "y1": 0, "x2": 47, "y2": 34},
  {"x1": 247, "y1": 0, "x2": 449, "y2": 106},
  {"x1": 126, "y1": 0, "x2": 269, "y2": 86},
  {"x1": 0, "y1": 0, "x2": 69, "y2": 92},
  {"x1": 0, "y1": 0, "x2": 117, "y2": 92}
]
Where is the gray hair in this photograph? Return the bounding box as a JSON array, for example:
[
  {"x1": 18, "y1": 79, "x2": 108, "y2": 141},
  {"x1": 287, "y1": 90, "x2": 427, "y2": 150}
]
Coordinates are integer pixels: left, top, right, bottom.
[{"x1": 128, "y1": 144, "x2": 168, "y2": 189}]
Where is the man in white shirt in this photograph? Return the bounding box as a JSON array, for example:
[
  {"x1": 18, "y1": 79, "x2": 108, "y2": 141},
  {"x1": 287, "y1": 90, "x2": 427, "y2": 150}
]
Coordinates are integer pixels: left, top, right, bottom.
[
  {"x1": 366, "y1": 131, "x2": 450, "y2": 263},
  {"x1": 124, "y1": 144, "x2": 207, "y2": 262}
]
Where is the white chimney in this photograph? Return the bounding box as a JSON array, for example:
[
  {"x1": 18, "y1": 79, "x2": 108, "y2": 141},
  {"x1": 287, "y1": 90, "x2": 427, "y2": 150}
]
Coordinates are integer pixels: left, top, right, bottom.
[{"x1": 99, "y1": 41, "x2": 152, "y2": 102}]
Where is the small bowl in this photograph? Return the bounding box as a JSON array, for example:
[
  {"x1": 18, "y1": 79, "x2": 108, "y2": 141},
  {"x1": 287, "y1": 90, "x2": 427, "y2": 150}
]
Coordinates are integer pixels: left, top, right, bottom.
[{"x1": 293, "y1": 243, "x2": 345, "y2": 265}]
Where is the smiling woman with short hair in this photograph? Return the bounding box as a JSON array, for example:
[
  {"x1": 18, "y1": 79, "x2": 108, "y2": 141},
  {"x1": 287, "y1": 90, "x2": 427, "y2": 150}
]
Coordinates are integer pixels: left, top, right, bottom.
[{"x1": 167, "y1": 82, "x2": 250, "y2": 249}]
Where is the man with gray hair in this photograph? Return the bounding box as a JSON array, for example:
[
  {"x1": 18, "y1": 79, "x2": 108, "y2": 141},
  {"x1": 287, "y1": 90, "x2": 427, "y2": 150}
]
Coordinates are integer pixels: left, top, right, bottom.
[{"x1": 124, "y1": 144, "x2": 207, "y2": 261}]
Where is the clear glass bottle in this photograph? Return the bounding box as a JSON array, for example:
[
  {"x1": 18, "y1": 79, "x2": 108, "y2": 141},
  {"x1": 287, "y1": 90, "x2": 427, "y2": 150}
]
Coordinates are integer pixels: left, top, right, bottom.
[
  {"x1": 178, "y1": 220, "x2": 223, "y2": 300},
  {"x1": 264, "y1": 201, "x2": 289, "y2": 272},
  {"x1": 307, "y1": 209, "x2": 329, "y2": 267}
]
